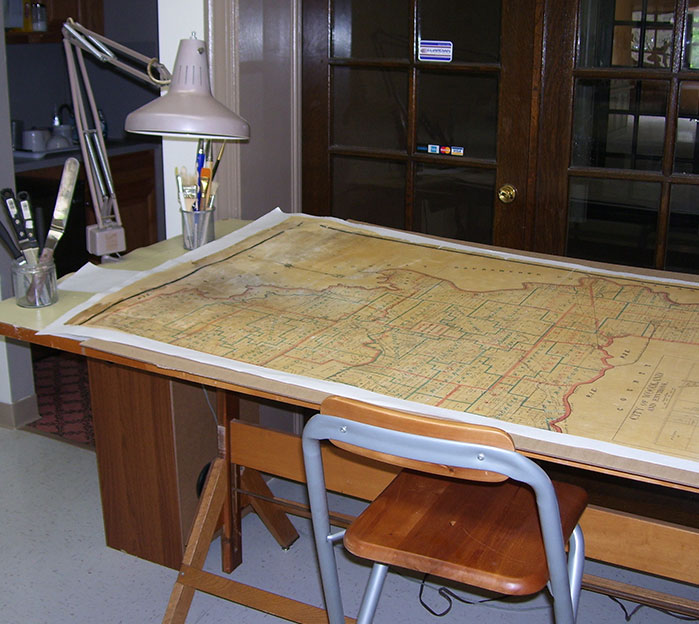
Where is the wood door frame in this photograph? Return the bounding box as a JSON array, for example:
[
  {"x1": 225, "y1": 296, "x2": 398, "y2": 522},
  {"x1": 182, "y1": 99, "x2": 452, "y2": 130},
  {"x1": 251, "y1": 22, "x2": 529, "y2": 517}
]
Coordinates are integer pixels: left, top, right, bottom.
[
  {"x1": 301, "y1": 0, "x2": 331, "y2": 216},
  {"x1": 205, "y1": 0, "x2": 244, "y2": 220},
  {"x1": 207, "y1": 0, "x2": 304, "y2": 218},
  {"x1": 532, "y1": 0, "x2": 579, "y2": 255}
]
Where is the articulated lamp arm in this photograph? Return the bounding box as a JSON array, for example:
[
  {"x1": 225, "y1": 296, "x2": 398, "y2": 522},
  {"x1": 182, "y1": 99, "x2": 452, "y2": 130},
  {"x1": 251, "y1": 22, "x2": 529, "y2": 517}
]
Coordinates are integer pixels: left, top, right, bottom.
[
  {"x1": 62, "y1": 18, "x2": 171, "y2": 257},
  {"x1": 63, "y1": 19, "x2": 171, "y2": 86}
]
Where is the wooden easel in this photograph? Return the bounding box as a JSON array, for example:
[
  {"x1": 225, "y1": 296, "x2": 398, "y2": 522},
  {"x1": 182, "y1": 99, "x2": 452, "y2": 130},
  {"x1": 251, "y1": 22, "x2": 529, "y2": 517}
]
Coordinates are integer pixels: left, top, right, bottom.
[{"x1": 162, "y1": 390, "x2": 354, "y2": 623}]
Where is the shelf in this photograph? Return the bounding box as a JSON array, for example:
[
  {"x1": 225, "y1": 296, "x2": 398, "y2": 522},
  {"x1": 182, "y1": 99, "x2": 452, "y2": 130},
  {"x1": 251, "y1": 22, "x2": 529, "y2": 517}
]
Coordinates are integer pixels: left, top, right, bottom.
[
  {"x1": 5, "y1": 29, "x2": 62, "y2": 44},
  {"x1": 4, "y1": 0, "x2": 103, "y2": 45}
]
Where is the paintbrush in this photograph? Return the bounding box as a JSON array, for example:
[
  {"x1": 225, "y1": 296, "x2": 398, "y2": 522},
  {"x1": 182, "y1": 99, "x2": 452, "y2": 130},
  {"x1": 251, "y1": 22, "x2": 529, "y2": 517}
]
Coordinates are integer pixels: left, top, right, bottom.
[
  {"x1": 199, "y1": 167, "x2": 212, "y2": 211},
  {"x1": 211, "y1": 141, "x2": 226, "y2": 181}
]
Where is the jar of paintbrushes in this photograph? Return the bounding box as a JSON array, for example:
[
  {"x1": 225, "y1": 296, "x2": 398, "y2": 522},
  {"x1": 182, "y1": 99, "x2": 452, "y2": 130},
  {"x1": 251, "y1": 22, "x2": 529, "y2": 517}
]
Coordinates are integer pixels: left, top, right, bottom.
[{"x1": 176, "y1": 139, "x2": 221, "y2": 250}]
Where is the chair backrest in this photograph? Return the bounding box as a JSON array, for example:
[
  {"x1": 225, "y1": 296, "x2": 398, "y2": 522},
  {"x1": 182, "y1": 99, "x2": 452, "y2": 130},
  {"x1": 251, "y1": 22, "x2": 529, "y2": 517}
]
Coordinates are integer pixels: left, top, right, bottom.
[{"x1": 318, "y1": 396, "x2": 516, "y2": 482}]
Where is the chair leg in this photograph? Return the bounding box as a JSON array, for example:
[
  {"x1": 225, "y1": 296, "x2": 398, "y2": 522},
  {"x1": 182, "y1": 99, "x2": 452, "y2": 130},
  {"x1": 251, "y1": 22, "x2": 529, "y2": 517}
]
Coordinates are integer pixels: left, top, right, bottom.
[
  {"x1": 356, "y1": 563, "x2": 389, "y2": 624},
  {"x1": 304, "y1": 438, "x2": 346, "y2": 624},
  {"x1": 567, "y1": 525, "x2": 585, "y2": 617}
]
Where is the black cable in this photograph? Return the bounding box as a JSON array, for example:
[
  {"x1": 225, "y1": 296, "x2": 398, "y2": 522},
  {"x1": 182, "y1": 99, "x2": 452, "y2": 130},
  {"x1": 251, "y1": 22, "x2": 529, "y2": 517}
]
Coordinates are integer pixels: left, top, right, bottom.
[
  {"x1": 608, "y1": 595, "x2": 699, "y2": 622},
  {"x1": 418, "y1": 574, "x2": 699, "y2": 622},
  {"x1": 609, "y1": 596, "x2": 645, "y2": 621},
  {"x1": 418, "y1": 574, "x2": 504, "y2": 617}
]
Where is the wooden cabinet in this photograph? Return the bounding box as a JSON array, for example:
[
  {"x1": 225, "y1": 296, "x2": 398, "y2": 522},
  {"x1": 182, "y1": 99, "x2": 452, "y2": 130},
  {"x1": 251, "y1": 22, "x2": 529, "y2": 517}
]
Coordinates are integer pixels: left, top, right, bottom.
[
  {"x1": 15, "y1": 146, "x2": 160, "y2": 275},
  {"x1": 88, "y1": 359, "x2": 218, "y2": 569},
  {"x1": 5, "y1": 0, "x2": 103, "y2": 44}
]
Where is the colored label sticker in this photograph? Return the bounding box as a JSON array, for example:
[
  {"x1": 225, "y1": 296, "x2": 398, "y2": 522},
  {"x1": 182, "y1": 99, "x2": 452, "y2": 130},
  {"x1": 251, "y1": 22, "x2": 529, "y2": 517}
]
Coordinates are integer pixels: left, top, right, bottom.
[
  {"x1": 451, "y1": 146, "x2": 464, "y2": 156},
  {"x1": 427, "y1": 144, "x2": 440, "y2": 154},
  {"x1": 418, "y1": 40, "x2": 453, "y2": 62}
]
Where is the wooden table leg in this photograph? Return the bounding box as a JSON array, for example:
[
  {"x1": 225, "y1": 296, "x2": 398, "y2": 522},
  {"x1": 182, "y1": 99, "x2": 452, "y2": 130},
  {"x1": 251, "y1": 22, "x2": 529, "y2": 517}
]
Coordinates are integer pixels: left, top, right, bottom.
[
  {"x1": 218, "y1": 390, "x2": 242, "y2": 573},
  {"x1": 219, "y1": 391, "x2": 299, "y2": 568},
  {"x1": 162, "y1": 457, "x2": 228, "y2": 623}
]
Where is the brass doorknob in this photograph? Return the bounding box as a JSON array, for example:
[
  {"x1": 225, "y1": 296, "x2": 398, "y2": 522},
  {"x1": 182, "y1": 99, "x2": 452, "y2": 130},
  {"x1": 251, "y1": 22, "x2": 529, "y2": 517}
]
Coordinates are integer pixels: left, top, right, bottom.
[{"x1": 497, "y1": 184, "x2": 517, "y2": 204}]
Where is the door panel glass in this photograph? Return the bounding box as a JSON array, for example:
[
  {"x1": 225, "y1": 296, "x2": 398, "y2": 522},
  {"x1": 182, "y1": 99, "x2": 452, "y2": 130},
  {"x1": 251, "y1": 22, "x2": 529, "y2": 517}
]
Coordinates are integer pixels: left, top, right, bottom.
[
  {"x1": 684, "y1": 2, "x2": 699, "y2": 69},
  {"x1": 675, "y1": 81, "x2": 699, "y2": 172},
  {"x1": 579, "y1": 0, "x2": 674, "y2": 68},
  {"x1": 417, "y1": 72, "x2": 498, "y2": 159},
  {"x1": 567, "y1": 177, "x2": 660, "y2": 268},
  {"x1": 667, "y1": 185, "x2": 699, "y2": 273},
  {"x1": 418, "y1": 0, "x2": 501, "y2": 64},
  {"x1": 332, "y1": 67, "x2": 408, "y2": 151},
  {"x1": 414, "y1": 165, "x2": 495, "y2": 243},
  {"x1": 572, "y1": 79, "x2": 668, "y2": 170},
  {"x1": 332, "y1": 156, "x2": 406, "y2": 229},
  {"x1": 332, "y1": 0, "x2": 410, "y2": 59}
]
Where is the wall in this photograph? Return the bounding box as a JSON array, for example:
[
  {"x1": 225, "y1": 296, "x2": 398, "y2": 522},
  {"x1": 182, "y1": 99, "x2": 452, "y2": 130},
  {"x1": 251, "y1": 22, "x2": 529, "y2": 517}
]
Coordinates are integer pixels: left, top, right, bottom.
[
  {"x1": 0, "y1": 6, "x2": 39, "y2": 428},
  {"x1": 237, "y1": 0, "x2": 301, "y2": 219},
  {"x1": 6, "y1": 2, "x2": 159, "y2": 140},
  {"x1": 159, "y1": 0, "x2": 300, "y2": 229},
  {"x1": 158, "y1": 0, "x2": 205, "y2": 236}
]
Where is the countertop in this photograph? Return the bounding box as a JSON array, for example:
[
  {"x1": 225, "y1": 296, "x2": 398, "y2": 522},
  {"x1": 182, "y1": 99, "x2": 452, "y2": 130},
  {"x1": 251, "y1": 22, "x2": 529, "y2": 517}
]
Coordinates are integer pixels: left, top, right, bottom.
[{"x1": 13, "y1": 139, "x2": 160, "y2": 173}]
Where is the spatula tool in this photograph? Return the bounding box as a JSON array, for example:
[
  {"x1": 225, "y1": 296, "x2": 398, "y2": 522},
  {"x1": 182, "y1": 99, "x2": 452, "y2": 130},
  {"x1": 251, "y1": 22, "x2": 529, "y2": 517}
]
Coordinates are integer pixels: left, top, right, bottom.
[{"x1": 39, "y1": 157, "x2": 80, "y2": 266}]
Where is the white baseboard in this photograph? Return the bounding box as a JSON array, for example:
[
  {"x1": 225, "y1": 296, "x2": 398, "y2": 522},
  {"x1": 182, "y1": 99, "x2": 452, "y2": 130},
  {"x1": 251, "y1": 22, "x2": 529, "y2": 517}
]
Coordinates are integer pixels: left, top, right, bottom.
[{"x1": 0, "y1": 393, "x2": 39, "y2": 429}]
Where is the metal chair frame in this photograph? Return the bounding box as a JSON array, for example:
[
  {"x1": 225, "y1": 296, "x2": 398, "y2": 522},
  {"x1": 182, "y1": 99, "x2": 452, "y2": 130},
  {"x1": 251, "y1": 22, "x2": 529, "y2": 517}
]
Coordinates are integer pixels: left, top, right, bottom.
[{"x1": 302, "y1": 411, "x2": 585, "y2": 624}]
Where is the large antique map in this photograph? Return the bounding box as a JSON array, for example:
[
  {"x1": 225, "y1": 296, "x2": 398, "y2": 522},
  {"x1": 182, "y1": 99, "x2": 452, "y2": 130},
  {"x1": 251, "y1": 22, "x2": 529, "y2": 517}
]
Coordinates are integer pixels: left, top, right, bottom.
[{"x1": 64, "y1": 212, "x2": 699, "y2": 469}]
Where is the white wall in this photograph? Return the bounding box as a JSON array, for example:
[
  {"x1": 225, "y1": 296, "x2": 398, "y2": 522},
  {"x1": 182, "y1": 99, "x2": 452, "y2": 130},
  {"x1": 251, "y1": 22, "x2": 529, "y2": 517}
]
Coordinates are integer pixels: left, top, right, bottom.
[
  {"x1": 158, "y1": 0, "x2": 300, "y2": 227},
  {"x1": 237, "y1": 0, "x2": 301, "y2": 219},
  {"x1": 158, "y1": 1, "x2": 205, "y2": 236},
  {"x1": 0, "y1": 6, "x2": 37, "y2": 424}
]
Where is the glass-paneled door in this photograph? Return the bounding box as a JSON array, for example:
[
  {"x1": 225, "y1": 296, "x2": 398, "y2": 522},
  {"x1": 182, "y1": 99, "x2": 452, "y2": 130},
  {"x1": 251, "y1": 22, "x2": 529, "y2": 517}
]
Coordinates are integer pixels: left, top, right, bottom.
[
  {"x1": 302, "y1": 0, "x2": 538, "y2": 249},
  {"x1": 539, "y1": 0, "x2": 699, "y2": 273}
]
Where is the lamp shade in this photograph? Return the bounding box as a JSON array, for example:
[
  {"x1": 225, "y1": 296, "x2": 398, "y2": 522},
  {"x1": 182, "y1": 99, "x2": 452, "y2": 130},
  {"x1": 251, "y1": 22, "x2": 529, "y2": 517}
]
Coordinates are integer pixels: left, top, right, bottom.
[{"x1": 125, "y1": 37, "x2": 250, "y2": 140}]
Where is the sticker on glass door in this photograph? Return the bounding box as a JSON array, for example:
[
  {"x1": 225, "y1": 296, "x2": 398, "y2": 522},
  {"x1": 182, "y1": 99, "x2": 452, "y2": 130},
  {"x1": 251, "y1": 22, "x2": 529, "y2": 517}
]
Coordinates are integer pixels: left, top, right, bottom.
[{"x1": 418, "y1": 40, "x2": 453, "y2": 62}]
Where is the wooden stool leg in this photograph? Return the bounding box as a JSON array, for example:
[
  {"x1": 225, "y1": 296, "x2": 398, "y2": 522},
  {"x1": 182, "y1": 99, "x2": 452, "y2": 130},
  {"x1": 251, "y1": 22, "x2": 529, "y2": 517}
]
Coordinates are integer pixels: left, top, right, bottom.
[{"x1": 162, "y1": 457, "x2": 228, "y2": 623}]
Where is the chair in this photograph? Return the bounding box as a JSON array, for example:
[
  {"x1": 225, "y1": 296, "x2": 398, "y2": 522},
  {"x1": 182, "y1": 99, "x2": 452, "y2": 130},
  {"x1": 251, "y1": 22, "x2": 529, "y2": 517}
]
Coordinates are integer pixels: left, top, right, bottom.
[{"x1": 302, "y1": 396, "x2": 588, "y2": 624}]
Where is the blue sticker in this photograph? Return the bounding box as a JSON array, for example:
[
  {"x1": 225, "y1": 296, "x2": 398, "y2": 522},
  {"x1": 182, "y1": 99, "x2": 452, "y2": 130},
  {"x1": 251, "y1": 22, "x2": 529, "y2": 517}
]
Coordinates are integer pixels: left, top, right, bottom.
[
  {"x1": 427, "y1": 144, "x2": 440, "y2": 154},
  {"x1": 418, "y1": 40, "x2": 453, "y2": 63}
]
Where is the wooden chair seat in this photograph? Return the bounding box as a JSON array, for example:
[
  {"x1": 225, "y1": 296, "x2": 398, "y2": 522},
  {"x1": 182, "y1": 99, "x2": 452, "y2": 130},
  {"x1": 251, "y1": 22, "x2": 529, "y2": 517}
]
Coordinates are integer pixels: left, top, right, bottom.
[{"x1": 344, "y1": 469, "x2": 588, "y2": 596}]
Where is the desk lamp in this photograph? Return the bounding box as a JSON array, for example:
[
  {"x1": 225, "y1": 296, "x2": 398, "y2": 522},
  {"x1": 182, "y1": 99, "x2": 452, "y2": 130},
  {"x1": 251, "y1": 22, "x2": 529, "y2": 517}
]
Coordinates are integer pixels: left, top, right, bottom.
[{"x1": 62, "y1": 19, "x2": 250, "y2": 257}]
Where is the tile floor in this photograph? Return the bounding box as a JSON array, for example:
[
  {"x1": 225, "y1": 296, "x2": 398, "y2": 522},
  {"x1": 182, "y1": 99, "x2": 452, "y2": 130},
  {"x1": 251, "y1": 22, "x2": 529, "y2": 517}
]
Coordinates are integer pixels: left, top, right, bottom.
[{"x1": 1, "y1": 426, "x2": 696, "y2": 624}]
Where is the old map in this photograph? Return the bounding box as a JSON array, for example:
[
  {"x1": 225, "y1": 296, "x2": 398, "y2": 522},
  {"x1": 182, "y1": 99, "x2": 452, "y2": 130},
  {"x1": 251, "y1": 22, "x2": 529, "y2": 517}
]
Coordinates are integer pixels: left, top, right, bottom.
[{"x1": 67, "y1": 213, "x2": 699, "y2": 465}]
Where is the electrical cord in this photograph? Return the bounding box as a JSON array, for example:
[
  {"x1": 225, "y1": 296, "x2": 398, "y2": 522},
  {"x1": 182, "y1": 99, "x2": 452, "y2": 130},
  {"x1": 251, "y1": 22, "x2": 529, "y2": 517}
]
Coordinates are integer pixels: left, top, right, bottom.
[
  {"x1": 417, "y1": 574, "x2": 699, "y2": 622},
  {"x1": 202, "y1": 384, "x2": 218, "y2": 426},
  {"x1": 417, "y1": 574, "x2": 550, "y2": 617},
  {"x1": 418, "y1": 575, "x2": 500, "y2": 616},
  {"x1": 608, "y1": 596, "x2": 699, "y2": 622}
]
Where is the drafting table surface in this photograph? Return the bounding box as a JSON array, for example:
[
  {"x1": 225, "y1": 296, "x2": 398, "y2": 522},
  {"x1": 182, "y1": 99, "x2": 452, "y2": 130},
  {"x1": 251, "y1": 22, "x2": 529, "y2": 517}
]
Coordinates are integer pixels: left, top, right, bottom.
[{"x1": 46, "y1": 211, "x2": 699, "y2": 489}]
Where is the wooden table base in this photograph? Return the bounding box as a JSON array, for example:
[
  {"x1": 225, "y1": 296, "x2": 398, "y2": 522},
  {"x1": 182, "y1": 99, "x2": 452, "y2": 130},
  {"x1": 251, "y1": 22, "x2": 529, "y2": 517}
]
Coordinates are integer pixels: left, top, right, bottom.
[{"x1": 162, "y1": 457, "x2": 354, "y2": 624}]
